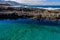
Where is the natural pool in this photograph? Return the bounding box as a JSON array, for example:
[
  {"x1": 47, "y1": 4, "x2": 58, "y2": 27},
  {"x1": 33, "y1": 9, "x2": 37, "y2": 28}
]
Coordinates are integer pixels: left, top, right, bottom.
[{"x1": 0, "y1": 19, "x2": 60, "y2": 40}]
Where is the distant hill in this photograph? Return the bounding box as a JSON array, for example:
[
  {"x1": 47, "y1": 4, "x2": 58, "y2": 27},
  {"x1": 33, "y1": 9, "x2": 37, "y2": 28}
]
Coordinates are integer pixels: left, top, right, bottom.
[
  {"x1": 0, "y1": 1, "x2": 28, "y2": 6},
  {"x1": 0, "y1": 1, "x2": 60, "y2": 8}
]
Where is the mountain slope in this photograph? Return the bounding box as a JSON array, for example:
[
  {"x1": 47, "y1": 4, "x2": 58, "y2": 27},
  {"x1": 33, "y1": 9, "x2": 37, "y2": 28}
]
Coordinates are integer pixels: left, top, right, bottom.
[
  {"x1": 6, "y1": 1, "x2": 28, "y2": 6},
  {"x1": 0, "y1": 1, "x2": 28, "y2": 6}
]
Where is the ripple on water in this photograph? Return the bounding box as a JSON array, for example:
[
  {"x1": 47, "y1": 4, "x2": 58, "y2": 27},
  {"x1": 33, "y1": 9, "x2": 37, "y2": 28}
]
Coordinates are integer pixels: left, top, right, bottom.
[{"x1": 0, "y1": 19, "x2": 60, "y2": 40}]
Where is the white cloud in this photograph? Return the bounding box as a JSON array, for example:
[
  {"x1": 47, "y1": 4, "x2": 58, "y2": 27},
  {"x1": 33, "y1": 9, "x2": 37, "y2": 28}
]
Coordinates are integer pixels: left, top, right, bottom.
[
  {"x1": 5, "y1": 0, "x2": 60, "y2": 5},
  {"x1": 15, "y1": 0, "x2": 47, "y2": 3}
]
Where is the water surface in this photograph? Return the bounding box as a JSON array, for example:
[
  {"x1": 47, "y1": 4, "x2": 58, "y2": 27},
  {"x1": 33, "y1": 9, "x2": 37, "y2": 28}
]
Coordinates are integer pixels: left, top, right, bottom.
[{"x1": 0, "y1": 19, "x2": 60, "y2": 40}]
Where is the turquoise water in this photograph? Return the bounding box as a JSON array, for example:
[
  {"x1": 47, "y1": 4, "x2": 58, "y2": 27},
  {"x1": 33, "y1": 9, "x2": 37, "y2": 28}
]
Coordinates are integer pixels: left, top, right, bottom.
[{"x1": 0, "y1": 19, "x2": 60, "y2": 40}]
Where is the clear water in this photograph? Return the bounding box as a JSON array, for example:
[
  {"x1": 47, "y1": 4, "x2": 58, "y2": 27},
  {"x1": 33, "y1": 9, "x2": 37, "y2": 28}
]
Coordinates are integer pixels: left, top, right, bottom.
[{"x1": 0, "y1": 19, "x2": 60, "y2": 40}]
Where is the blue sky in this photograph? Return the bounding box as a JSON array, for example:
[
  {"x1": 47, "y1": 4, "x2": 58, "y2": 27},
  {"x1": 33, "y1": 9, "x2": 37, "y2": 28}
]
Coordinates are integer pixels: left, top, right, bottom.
[
  {"x1": 46, "y1": 0, "x2": 60, "y2": 2},
  {"x1": 15, "y1": 0, "x2": 60, "y2": 5},
  {"x1": 1, "y1": 0, "x2": 60, "y2": 2},
  {"x1": 1, "y1": 0, "x2": 60, "y2": 5}
]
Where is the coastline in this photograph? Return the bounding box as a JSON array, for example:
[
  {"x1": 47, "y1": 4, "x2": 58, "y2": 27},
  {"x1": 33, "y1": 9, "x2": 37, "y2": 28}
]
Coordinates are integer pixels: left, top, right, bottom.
[
  {"x1": 0, "y1": 4, "x2": 60, "y2": 22},
  {"x1": 0, "y1": 6, "x2": 60, "y2": 20}
]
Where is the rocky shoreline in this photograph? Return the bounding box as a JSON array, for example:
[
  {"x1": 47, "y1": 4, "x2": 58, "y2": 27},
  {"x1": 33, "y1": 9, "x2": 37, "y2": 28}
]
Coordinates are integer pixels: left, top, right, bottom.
[{"x1": 0, "y1": 6, "x2": 60, "y2": 20}]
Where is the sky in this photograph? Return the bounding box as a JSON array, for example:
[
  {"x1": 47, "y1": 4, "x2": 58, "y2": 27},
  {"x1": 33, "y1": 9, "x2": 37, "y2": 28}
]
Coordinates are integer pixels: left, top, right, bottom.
[
  {"x1": 4, "y1": 0, "x2": 60, "y2": 2},
  {"x1": 1, "y1": 0, "x2": 60, "y2": 5},
  {"x1": 14, "y1": 0, "x2": 60, "y2": 5}
]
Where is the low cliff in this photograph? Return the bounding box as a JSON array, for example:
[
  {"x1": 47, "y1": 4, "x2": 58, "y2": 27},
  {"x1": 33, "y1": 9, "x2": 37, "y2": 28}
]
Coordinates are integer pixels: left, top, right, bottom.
[{"x1": 0, "y1": 6, "x2": 60, "y2": 20}]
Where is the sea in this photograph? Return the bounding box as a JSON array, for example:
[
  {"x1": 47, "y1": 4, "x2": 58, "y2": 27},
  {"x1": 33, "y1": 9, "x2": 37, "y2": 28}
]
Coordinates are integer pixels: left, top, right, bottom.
[
  {"x1": 0, "y1": 6, "x2": 60, "y2": 40},
  {"x1": 26, "y1": 5, "x2": 60, "y2": 8}
]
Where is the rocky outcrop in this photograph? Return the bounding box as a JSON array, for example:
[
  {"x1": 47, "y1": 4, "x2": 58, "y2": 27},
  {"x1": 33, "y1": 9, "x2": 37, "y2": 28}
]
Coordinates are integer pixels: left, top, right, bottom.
[{"x1": 0, "y1": 6, "x2": 60, "y2": 20}]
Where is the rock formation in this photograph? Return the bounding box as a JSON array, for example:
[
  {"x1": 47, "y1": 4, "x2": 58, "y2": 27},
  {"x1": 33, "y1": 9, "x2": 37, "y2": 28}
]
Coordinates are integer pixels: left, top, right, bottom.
[{"x1": 0, "y1": 3, "x2": 60, "y2": 20}]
